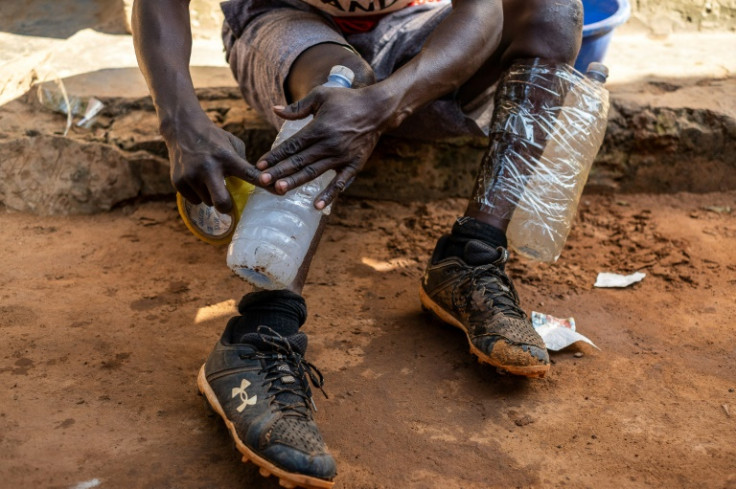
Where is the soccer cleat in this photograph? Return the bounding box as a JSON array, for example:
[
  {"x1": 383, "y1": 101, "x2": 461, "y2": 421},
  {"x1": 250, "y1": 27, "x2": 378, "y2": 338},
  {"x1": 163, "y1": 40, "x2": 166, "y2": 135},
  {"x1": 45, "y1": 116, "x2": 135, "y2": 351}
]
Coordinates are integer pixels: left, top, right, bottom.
[
  {"x1": 420, "y1": 236, "x2": 550, "y2": 378},
  {"x1": 198, "y1": 322, "x2": 336, "y2": 489}
]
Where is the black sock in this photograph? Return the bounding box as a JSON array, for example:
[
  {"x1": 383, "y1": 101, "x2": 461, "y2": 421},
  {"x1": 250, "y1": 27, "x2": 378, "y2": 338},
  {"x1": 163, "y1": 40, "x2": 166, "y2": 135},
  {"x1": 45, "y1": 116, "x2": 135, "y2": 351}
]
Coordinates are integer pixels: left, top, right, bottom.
[
  {"x1": 230, "y1": 290, "x2": 307, "y2": 343},
  {"x1": 441, "y1": 216, "x2": 508, "y2": 259}
]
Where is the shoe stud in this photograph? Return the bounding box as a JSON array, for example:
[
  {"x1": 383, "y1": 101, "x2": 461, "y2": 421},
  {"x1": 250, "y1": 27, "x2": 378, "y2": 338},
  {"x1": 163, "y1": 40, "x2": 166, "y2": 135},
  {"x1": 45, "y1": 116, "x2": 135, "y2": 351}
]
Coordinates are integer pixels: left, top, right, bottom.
[
  {"x1": 278, "y1": 479, "x2": 297, "y2": 489},
  {"x1": 259, "y1": 466, "x2": 271, "y2": 477}
]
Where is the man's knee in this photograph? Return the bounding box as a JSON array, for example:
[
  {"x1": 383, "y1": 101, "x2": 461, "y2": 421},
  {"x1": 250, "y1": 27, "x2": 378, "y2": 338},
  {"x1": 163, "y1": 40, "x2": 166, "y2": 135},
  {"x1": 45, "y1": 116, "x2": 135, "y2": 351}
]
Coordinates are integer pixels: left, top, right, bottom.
[
  {"x1": 340, "y1": 54, "x2": 376, "y2": 89},
  {"x1": 504, "y1": 0, "x2": 583, "y2": 65},
  {"x1": 288, "y1": 43, "x2": 375, "y2": 100}
]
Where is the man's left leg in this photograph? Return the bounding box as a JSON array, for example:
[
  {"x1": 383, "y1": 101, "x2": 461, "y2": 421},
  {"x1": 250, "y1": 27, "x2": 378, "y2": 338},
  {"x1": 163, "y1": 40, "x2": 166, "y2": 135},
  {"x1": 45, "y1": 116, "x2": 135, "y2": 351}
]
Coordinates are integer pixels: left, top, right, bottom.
[{"x1": 420, "y1": 0, "x2": 584, "y2": 378}]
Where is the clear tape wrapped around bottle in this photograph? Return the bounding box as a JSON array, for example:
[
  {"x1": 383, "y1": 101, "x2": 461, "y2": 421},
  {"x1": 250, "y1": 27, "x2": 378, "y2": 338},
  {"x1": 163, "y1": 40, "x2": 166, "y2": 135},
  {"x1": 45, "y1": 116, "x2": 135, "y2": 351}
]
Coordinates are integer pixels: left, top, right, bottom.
[{"x1": 475, "y1": 61, "x2": 610, "y2": 263}]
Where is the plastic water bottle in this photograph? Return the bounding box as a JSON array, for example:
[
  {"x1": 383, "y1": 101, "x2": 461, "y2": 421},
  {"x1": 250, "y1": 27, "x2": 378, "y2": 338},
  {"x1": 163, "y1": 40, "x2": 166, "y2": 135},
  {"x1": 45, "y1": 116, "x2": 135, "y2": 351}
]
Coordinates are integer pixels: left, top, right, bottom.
[
  {"x1": 506, "y1": 63, "x2": 610, "y2": 263},
  {"x1": 227, "y1": 65, "x2": 355, "y2": 289}
]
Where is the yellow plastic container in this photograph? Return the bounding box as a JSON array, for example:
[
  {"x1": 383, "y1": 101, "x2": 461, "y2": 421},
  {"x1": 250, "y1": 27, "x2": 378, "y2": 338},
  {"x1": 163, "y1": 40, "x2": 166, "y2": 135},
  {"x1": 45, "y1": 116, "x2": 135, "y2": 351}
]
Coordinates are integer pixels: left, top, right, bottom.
[{"x1": 176, "y1": 177, "x2": 254, "y2": 245}]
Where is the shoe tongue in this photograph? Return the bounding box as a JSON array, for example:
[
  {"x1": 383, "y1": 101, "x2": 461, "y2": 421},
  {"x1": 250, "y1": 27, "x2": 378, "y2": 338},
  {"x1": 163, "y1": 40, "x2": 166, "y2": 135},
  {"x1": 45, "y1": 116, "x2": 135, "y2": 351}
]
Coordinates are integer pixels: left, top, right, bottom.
[
  {"x1": 287, "y1": 333, "x2": 308, "y2": 355},
  {"x1": 463, "y1": 240, "x2": 503, "y2": 266},
  {"x1": 239, "y1": 331, "x2": 308, "y2": 356}
]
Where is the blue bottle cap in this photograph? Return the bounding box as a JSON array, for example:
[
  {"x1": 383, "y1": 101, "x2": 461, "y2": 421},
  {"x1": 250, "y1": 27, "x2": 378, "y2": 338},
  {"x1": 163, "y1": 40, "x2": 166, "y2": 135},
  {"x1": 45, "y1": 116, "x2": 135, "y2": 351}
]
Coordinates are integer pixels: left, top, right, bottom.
[{"x1": 328, "y1": 65, "x2": 355, "y2": 88}]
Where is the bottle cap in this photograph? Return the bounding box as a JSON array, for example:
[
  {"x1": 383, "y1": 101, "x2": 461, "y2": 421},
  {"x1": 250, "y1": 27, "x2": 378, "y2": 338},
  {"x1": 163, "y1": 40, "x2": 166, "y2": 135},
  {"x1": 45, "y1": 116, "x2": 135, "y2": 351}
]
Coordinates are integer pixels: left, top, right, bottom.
[
  {"x1": 585, "y1": 62, "x2": 609, "y2": 84},
  {"x1": 329, "y1": 65, "x2": 355, "y2": 87}
]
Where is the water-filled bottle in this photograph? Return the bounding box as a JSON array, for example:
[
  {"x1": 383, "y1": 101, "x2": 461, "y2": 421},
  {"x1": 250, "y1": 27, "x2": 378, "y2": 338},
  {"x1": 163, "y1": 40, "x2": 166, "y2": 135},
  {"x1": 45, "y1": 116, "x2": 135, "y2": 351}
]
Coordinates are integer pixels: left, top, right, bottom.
[
  {"x1": 227, "y1": 65, "x2": 355, "y2": 288},
  {"x1": 507, "y1": 62, "x2": 610, "y2": 262}
]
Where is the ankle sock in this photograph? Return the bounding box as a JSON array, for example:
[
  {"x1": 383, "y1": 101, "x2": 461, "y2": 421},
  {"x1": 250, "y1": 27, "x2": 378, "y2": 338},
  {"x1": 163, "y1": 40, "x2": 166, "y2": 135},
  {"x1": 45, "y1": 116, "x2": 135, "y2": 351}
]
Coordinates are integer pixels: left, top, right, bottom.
[
  {"x1": 230, "y1": 290, "x2": 307, "y2": 343},
  {"x1": 440, "y1": 216, "x2": 508, "y2": 260}
]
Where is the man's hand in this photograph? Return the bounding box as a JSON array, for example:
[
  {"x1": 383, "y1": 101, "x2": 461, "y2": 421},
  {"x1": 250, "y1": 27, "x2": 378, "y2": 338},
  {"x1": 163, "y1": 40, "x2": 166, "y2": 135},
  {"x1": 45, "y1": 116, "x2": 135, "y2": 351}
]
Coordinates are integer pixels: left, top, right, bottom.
[
  {"x1": 253, "y1": 0, "x2": 503, "y2": 211},
  {"x1": 133, "y1": 0, "x2": 260, "y2": 214},
  {"x1": 164, "y1": 113, "x2": 259, "y2": 213},
  {"x1": 255, "y1": 85, "x2": 390, "y2": 210}
]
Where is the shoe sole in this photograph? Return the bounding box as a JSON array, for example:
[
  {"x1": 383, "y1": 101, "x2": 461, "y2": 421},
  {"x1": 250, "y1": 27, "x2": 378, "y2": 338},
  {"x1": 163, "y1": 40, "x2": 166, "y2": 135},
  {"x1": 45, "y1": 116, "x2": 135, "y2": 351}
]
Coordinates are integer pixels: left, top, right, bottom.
[
  {"x1": 419, "y1": 286, "x2": 549, "y2": 378},
  {"x1": 197, "y1": 365, "x2": 335, "y2": 489}
]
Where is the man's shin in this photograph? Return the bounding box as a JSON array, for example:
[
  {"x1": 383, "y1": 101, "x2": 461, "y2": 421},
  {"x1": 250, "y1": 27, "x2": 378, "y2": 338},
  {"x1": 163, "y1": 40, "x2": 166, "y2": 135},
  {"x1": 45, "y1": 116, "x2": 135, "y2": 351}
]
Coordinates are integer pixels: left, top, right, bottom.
[{"x1": 468, "y1": 58, "x2": 607, "y2": 223}]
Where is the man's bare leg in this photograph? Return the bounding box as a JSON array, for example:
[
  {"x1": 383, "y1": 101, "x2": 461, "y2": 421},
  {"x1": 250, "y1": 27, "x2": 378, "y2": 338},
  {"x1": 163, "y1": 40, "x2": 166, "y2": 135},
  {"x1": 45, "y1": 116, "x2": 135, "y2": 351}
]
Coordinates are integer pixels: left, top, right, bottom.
[
  {"x1": 420, "y1": 0, "x2": 583, "y2": 377},
  {"x1": 196, "y1": 43, "x2": 377, "y2": 489},
  {"x1": 227, "y1": 42, "x2": 375, "y2": 342},
  {"x1": 252, "y1": 42, "x2": 376, "y2": 299}
]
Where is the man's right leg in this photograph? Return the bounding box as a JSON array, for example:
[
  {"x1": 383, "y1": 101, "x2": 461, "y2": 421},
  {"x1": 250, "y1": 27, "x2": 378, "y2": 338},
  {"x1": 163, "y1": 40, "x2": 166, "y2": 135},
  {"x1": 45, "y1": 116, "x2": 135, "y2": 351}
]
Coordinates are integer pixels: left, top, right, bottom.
[
  {"x1": 225, "y1": 21, "x2": 375, "y2": 337},
  {"x1": 198, "y1": 7, "x2": 374, "y2": 489}
]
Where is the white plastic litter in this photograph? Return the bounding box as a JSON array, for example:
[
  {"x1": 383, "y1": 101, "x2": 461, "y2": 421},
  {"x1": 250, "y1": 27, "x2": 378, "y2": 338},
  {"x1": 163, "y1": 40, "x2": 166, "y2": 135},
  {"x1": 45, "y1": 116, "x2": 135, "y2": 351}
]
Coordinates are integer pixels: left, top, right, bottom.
[
  {"x1": 69, "y1": 479, "x2": 101, "y2": 489},
  {"x1": 532, "y1": 311, "x2": 599, "y2": 351},
  {"x1": 77, "y1": 97, "x2": 105, "y2": 127},
  {"x1": 37, "y1": 80, "x2": 105, "y2": 134},
  {"x1": 594, "y1": 271, "x2": 646, "y2": 288}
]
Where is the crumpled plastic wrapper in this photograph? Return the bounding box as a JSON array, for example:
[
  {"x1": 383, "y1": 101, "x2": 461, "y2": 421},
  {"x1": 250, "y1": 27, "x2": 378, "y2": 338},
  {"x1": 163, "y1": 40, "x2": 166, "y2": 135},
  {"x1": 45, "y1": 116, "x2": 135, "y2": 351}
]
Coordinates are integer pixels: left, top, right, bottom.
[
  {"x1": 37, "y1": 82, "x2": 105, "y2": 135},
  {"x1": 594, "y1": 271, "x2": 646, "y2": 288},
  {"x1": 473, "y1": 60, "x2": 610, "y2": 262},
  {"x1": 532, "y1": 311, "x2": 599, "y2": 352}
]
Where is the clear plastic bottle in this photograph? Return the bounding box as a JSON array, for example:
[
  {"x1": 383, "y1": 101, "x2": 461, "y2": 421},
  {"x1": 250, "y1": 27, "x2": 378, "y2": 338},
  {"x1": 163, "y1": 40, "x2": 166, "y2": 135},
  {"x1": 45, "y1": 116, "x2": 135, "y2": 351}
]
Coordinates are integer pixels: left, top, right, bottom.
[
  {"x1": 506, "y1": 62, "x2": 610, "y2": 263},
  {"x1": 227, "y1": 65, "x2": 355, "y2": 289}
]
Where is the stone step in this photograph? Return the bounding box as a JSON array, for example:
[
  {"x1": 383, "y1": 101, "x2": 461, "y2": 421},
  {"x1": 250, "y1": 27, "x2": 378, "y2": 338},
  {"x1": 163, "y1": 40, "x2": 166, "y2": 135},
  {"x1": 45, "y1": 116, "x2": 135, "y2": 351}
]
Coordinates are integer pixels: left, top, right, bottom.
[{"x1": 0, "y1": 76, "x2": 734, "y2": 214}]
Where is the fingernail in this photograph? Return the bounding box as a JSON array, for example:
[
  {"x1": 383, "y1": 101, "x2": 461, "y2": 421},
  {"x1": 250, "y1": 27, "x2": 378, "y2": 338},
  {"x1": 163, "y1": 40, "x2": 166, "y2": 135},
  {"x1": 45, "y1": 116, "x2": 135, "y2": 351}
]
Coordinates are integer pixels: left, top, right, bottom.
[
  {"x1": 315, "y1": 200, "x2": 325, "y2": 210},
  {"x1": 256, "y1": 160, "x2": 268, "y2": 170},
  {"x1": 276, "y1": 181, "x2": 288, "y2": 193},
  {"x1": 260, "y1": 173, "x2": 272, "y2": 184},
  {"x1": 273, "y1": 105, "x2": 285, "y2": 111}
]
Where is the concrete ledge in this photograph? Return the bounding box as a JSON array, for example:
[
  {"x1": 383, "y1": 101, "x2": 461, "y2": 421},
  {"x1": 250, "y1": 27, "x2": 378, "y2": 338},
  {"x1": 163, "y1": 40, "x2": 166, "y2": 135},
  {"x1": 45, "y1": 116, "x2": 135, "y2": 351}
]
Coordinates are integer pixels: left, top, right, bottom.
[{"x1": 1, "y1": 76, "x2": 734, "y2": 214}]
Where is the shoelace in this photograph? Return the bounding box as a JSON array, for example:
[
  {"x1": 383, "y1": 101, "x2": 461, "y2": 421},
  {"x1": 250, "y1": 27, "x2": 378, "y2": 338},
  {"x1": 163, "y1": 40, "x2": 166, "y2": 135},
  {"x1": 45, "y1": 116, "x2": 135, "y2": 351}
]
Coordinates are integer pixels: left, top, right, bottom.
[
  {"x1": 470, "y1": 263, "x2": 526, "y2": 320},
  {"x1": 239, "y1": 327, "x2": 327, "y2": 417}
]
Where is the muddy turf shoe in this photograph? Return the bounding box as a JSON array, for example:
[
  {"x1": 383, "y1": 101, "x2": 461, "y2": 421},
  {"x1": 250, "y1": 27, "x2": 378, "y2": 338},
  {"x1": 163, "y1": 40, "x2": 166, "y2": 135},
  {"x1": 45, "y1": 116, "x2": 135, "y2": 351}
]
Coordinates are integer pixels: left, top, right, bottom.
[
  {"x1": 420, "y1": 236, "x2": 550, "y2": 378},
  {"x1": 197, "y1": 323, "x2": 336, "y2": 489}
]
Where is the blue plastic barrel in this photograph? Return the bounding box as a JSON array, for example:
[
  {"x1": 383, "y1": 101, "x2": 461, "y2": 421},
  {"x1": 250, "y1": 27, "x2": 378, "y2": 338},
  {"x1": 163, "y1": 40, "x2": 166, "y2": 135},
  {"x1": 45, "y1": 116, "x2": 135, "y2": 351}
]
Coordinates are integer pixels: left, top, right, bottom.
[{"x1": 574, "y1": 0, "x2": 631, "y2": 72}]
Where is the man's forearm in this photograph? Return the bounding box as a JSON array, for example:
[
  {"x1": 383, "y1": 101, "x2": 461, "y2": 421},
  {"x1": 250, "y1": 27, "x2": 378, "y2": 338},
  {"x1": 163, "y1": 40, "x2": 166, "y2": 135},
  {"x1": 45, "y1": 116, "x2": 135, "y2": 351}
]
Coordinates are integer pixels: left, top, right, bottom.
[
  {"x1": 371, "y1": 0, "x2": 503, "y2": 130},
  {"x1": 132, "y1": 0, "x2": 204, "y2": 137}
]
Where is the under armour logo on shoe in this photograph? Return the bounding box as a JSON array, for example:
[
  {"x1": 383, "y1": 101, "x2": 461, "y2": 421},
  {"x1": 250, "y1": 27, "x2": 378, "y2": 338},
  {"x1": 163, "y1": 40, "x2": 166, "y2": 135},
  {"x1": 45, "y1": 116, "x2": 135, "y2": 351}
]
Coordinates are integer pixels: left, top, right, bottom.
[{"x1": 232, "y1": 379, "x2": 257, "y2": 412}]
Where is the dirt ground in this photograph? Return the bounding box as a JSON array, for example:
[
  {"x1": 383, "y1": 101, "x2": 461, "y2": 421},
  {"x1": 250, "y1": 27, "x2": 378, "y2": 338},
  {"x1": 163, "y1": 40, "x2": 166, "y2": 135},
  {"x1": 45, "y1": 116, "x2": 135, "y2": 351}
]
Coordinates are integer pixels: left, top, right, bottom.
[{"x1": 1, "y1": 189, "x2": 735, "y2": 489}]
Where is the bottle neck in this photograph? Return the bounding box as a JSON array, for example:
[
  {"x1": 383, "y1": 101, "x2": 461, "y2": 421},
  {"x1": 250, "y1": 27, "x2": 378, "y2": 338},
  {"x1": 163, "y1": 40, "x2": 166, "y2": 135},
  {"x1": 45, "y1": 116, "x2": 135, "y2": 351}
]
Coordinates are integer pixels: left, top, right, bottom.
[
  {"x1": 327, "y1": 74, "x2": 352, "y2": 88},
  {"x1": 584, "y1": 62, "x2": 609, "y2": 84},
  {"x1": 586, "y1": 71, "x2": 607, "y2": 84}
]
